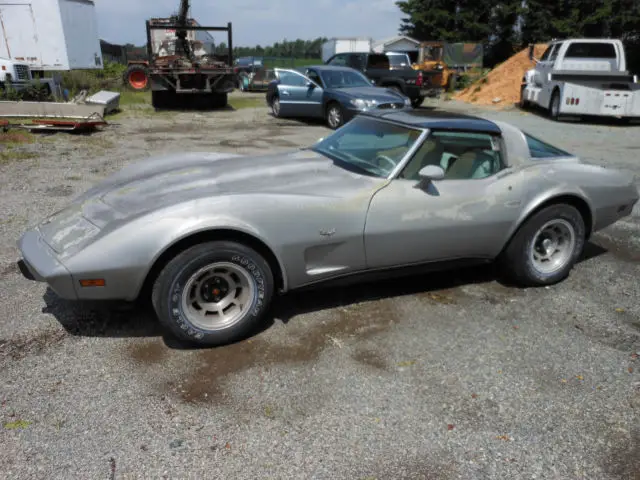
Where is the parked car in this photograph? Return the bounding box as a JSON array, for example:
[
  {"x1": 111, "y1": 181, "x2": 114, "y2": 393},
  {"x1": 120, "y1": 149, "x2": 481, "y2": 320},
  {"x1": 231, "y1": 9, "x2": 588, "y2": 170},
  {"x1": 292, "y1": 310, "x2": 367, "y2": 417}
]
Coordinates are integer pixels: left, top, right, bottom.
[
  {"x1": 266, "y1": 65, "x2": 411, "y2": 129},
  {"x1": 16, "y1": 110, "x2": 639, "y2": 347},
  {"x1": 325, "y1": 51, "x2": 441, "y2": 108}
]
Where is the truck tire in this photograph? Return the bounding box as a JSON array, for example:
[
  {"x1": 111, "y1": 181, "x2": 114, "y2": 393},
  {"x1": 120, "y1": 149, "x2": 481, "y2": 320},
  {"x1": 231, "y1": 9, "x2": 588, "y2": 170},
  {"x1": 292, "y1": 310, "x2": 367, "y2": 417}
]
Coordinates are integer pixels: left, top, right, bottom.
[
  {"x1": 124, "y1": 65, "x2": 150, "y2": 91},
  {"x1": 519, "y1": 85, "x2": 529, "y2": 109},
  {"x1": 210, "y1": 92, "x2": 228, "y2": 109},
  {"x1": 151, "y1": 90, "x2": 174, "y2": 109},
  {"x1": 549, "y1": 89, "x2": 562, "y2": 121}
]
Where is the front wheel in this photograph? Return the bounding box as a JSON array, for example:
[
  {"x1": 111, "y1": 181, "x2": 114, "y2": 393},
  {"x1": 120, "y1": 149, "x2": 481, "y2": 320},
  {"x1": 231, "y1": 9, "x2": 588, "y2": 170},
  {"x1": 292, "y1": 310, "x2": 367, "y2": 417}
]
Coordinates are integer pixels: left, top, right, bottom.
[
  {"x1": 411, "y1": 96, "x2": 424, "y2": 108},
  {"x1": 271, "y1": 95, "x2": 282, "y2": 117},
  {"x1": 152, "y1": 241, "x2": 275, "y2": 346},
  {"x1": 498, "y1": 204, "x2": 586, "y2": 287},
  {"x1": 326, "y1": 102, "x2": 344, "y2": 129},
  {"x1": 519, "y1": 85, "x2": 529, "y2": 109}
]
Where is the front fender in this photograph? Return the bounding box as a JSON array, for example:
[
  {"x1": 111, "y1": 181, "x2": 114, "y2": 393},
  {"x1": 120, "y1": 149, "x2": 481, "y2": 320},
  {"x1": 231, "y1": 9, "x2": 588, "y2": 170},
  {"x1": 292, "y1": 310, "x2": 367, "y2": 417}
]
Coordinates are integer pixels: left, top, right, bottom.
[{"x1": 63, "y1": 199, "x2": 289, "y2": 301}]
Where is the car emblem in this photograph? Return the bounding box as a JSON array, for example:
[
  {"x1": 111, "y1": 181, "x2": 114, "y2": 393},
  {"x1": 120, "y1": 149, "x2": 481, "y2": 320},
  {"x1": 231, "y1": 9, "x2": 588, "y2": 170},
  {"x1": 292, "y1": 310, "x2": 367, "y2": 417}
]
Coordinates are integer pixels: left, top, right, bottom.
[{"x1": 319, "y1": 228, "x2": 336, "y2": 237}]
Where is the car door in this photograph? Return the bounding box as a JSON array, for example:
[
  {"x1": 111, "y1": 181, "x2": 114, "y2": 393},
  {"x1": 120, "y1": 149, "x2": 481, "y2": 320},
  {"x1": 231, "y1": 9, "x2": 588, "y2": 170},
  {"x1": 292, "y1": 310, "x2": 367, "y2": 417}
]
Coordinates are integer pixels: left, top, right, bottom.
[
  {"x1": 274, "y1": 68, "x2": 324, "y2": 118},
  {"x1": 535, "y1": 43, "x2": 561, "y2": 106},
  {"x1": 363, "y1": 130, "x2": 525, "y2": 268}
]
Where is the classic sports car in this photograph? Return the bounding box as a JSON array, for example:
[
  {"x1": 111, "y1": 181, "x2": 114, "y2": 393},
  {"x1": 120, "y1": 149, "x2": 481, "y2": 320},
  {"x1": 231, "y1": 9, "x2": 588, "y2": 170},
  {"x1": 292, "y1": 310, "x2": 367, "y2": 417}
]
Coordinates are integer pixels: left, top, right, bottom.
[
  {"x1": 266, "y1": 65, "x2": 411, "y2": 129},
  {"x1": 17, "y1": 110, "x2": 639, "y2": 347}
]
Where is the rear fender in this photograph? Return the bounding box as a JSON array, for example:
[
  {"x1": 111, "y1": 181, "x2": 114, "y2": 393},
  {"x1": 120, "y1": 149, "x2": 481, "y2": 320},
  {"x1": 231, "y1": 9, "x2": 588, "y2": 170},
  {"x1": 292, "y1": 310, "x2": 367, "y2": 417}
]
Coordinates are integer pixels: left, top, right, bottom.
[{"x1": 504, "y1": 186, "x2": 595, "y2": 246}]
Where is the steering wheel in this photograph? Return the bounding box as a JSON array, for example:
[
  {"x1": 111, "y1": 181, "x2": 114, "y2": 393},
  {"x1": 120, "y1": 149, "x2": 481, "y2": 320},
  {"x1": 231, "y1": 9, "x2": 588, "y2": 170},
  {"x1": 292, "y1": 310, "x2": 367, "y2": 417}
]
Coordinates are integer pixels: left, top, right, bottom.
[{"x1": 374, "y1": 155, "x2": 396, "y2": 171}]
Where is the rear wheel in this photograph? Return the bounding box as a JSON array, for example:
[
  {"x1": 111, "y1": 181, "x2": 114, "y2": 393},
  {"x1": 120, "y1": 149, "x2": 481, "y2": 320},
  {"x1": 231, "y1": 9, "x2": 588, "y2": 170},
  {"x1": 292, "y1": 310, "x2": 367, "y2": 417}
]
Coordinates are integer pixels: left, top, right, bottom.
[
  {"x1": 123, "y1": 64, "x2": 150, "y2": 91},
  {"x1": 210, "y1": 92, "x2": 228, "y2": 109},
  {"x1": 498, "y1": 204, "x2": 586, "y2": 287},
  {"x1": 326, "y1": 102, "x2": 344, "y2": 129},
  {"x1": 549, "y1": 89, "x2": 561, "y2": 121},
  {"x1": 152, "y1": 241, "x2": 275, "y2": 346}
]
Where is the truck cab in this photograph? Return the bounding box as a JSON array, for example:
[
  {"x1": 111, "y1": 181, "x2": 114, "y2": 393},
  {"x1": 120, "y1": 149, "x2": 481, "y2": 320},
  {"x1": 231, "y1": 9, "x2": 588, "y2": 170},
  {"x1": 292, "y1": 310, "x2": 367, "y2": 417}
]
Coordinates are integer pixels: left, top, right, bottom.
[
  {"x1": 521, "y1": 38, "x2": 640, "y2": 121},
  {"x1": 0, "y1": 57, "x2": 33, "y2": 89},
  {"x1": 325, "y1": 51, "x2": 441, "y2": 108}
]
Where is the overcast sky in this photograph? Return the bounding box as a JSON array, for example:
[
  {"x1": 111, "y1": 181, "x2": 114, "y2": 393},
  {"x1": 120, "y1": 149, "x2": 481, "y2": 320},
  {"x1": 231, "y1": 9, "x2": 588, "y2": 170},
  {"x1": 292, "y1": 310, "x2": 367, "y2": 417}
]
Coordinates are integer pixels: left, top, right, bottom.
[{"x1": 95, "y1": 0, "x2": 405, "y2": 46}]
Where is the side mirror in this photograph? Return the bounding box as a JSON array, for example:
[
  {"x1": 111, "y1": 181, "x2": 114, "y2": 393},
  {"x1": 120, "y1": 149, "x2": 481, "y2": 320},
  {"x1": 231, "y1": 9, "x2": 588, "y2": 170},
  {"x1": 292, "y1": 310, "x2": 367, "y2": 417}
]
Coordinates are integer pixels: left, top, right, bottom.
[
  {"x1": 418, "y1": 165, "x2": 445, "y2": 181},
  {"x1": 306, "y1": 81, "x2": 315, "y2": 88}
]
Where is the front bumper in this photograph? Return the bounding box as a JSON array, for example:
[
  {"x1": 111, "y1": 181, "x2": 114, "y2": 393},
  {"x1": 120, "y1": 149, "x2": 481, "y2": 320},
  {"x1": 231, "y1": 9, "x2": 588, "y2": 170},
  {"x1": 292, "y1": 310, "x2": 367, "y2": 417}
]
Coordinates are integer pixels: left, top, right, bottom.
[{"x1": 17, "y1": 229, "x2": 78, "y2": 300}]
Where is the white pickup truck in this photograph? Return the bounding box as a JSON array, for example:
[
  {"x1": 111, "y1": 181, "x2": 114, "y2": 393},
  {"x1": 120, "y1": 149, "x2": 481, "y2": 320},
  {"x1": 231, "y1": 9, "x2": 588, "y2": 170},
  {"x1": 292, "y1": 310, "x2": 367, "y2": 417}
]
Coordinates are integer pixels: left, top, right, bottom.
[{"x1": 520, "y1": 38, "x2": 640, "y2": 122}]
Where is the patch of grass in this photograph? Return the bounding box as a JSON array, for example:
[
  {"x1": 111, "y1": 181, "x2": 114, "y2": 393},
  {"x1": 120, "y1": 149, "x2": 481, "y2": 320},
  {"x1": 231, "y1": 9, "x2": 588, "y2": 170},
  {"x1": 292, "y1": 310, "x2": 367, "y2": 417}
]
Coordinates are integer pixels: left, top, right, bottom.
[
  {"x1": 119, "y1": 90, "x2": 151, "y2": 106},
  {"x1": 229, "y1": 96, "x2": 265, "y2": 109},
  {"x1": 0, "y1": 149, "x2": 38, "y2": 164}
]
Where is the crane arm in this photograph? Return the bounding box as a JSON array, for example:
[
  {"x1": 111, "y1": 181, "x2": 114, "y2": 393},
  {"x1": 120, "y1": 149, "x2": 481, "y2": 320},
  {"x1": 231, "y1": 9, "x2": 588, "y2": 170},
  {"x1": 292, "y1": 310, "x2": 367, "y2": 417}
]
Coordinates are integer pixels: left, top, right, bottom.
[{"x1": 172, "y1": 0, "x2": 193, "y2": 62}]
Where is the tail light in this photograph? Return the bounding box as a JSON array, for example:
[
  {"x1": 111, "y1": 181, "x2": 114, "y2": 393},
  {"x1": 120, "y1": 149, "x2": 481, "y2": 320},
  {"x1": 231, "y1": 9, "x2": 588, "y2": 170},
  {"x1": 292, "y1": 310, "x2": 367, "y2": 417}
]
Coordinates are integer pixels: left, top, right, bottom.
[{"x1": 416, "y1": 71, "x2": 423, "y2": 87}]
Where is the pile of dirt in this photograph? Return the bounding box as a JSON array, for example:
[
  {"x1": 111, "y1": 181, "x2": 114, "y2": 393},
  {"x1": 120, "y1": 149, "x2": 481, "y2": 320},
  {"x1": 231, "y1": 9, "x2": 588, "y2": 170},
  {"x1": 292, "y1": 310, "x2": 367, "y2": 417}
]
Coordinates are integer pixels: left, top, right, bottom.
[{"x1": 454, "y1": 44, "x2": 547, "y2": 107}]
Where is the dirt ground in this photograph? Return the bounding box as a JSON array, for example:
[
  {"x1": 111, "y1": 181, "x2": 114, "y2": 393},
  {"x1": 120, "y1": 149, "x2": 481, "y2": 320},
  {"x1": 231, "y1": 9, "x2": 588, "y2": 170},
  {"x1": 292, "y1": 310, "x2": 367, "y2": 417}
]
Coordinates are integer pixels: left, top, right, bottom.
[{"x1": 1, "y1": 92, "x2": 639, "y2": 479}]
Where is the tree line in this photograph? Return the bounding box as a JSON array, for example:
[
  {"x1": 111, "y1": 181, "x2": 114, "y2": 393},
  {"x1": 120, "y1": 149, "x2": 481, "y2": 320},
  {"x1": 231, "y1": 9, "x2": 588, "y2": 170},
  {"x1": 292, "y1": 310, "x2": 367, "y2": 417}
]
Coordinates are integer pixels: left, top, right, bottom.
[
  {"x1": 396, "y1": 0, "x2": 640, "y2": 70},
  {"x1": 216, "y1": 37, "x2": 328, "y2": 59}
]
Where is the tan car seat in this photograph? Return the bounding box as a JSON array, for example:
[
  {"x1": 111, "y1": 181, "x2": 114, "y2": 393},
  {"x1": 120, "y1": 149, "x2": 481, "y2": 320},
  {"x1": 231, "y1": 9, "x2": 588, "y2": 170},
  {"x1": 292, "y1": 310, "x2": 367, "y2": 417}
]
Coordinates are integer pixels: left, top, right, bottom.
[
  {"x1": 402, "y1": 138, "x2": 445, "y2": 180},
  {"x1": 446, "y1": 149, "x2": 497, "y2": 179}
]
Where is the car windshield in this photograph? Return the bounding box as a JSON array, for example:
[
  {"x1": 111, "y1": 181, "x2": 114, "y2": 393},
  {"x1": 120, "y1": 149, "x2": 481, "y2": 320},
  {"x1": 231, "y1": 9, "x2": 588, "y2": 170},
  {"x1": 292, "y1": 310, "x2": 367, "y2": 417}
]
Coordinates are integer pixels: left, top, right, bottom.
[
  {"x1": 311, "y1": 116, "x2": 423, "y2": 178},
  {"x1": 320, "y1": 69, "x2": 372, "y2": 89}
]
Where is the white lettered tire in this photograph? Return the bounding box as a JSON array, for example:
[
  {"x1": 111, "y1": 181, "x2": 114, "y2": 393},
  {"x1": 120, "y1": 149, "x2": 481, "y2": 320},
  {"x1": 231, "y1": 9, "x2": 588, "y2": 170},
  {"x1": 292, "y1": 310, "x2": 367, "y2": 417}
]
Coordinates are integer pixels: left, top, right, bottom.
[
  {"x1": 152, "y1": 241, "x2": 274, "y2": 346},
  {"x1": 499, "y1": 204, "x2": 586, "y2": 287}
]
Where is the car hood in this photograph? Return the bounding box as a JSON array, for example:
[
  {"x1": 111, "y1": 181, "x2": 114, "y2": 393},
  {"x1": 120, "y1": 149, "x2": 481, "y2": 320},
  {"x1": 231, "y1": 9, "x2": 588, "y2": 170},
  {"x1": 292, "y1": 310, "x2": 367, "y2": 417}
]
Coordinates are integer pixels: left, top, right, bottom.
[
  {"x1": 75, "y1": 149, "x2": 380, "y2": 218},
  {"x1": 334, "y1": 86, "x2": 406, "y2": 102}
]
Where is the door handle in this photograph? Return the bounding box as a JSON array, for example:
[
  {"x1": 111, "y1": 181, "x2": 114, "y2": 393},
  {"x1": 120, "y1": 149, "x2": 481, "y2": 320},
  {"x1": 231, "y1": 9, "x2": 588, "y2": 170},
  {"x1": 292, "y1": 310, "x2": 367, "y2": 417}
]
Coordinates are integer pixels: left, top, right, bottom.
[{"x1": 282, "y1": 90, "x2": 290, "y2": 96}]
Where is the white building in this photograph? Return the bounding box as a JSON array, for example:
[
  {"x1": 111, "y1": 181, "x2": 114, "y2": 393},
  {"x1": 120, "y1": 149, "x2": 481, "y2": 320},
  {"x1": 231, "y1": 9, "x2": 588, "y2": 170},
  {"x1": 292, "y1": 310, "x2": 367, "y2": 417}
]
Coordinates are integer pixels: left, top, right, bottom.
[{"x1": 372, "y1": 35, "x2": 421, "y2": 61}]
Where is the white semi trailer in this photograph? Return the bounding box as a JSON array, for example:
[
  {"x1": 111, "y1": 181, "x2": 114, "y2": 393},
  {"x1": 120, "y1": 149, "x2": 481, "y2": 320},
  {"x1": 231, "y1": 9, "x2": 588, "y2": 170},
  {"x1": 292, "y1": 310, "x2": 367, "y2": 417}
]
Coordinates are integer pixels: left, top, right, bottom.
[
  {"x1": 0, "y1": 0, "x2": 103, "y2": 75},
  {"x1": 521, "y1": 38, "x2": 640, "y2": 122},
  {"x1": 321, "y1": 38, "x2": 372, "y2": 63}
]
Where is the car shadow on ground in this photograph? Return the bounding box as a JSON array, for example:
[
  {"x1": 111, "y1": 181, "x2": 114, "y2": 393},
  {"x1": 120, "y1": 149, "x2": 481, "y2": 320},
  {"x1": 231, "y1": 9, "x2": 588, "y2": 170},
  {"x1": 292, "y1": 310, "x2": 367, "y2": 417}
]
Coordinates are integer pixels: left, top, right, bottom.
[
  {"x1": 41, "y1": 241, "x2": 608, "y2": 347},
  {"x1": 512, "y1": 102, "x2": 640, "y2": 126}
]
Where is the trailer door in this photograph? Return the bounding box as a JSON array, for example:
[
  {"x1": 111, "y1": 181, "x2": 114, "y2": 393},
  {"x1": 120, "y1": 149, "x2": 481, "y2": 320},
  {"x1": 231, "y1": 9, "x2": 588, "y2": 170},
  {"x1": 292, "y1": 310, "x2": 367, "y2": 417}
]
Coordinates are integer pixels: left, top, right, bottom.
[{"x1": 0, "y1": 4, "x2": 39, "y2": 63}]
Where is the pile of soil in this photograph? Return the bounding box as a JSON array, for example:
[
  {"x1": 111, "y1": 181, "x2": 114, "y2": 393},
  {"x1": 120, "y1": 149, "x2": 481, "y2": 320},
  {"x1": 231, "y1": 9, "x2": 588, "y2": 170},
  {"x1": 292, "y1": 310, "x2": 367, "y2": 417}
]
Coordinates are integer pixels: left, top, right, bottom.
[{"x1": 454, "y1": 44, "x2": 548, "y2": 107}]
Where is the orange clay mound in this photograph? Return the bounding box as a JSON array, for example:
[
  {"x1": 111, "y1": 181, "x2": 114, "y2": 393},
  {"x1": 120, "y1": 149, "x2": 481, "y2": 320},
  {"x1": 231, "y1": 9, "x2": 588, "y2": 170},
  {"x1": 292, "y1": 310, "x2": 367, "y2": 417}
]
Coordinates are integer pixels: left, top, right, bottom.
[{"x1": 454, "y1": 44, "x2": 547, "y2": 107}]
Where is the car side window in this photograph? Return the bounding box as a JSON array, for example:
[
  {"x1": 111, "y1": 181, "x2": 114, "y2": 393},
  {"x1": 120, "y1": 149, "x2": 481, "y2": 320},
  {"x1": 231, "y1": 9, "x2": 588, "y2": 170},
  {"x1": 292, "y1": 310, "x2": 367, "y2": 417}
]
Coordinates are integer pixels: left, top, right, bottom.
[
  {"x1": 524, "y1": 132, "x2": 571, "y2": 158},
  {"x1": 548, "y1": 43, "x2": 561, "y2": 62},
  {"x1": 276, "y1": 70, "x2": 308, "y2": 87},
  {"x1": 399, "y1": 130, "x2": 505, "y2": 181},
  {"x1": 539, "y1": 45, "x2": 553, "y2": 62}
]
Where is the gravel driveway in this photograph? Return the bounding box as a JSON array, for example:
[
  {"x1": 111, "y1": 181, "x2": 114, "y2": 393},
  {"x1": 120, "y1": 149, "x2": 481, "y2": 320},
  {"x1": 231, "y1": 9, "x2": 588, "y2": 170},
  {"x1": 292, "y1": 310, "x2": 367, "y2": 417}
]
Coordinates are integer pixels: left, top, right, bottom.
[{"x1": 1, "y1": 93, "x2": 639, "y2": 479}]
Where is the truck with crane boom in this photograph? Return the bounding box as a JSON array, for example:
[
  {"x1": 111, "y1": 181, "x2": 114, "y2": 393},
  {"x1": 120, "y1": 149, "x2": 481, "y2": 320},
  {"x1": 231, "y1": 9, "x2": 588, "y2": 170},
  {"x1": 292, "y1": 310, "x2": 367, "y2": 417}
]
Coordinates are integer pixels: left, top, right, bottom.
[{"x1": 122, "y1": 0, "x2": 236, "y2": 109}]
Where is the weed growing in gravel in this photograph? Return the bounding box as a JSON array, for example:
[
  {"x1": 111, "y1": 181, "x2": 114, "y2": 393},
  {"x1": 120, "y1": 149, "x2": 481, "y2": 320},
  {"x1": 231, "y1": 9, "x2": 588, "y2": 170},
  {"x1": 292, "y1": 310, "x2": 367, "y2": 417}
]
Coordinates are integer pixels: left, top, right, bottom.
[
  {"x1": 0, "y1": 149, "x2": 37, "y2": 164},
  {"x1": 0, "y1": 130, "x2": 35, "y2": 145}
]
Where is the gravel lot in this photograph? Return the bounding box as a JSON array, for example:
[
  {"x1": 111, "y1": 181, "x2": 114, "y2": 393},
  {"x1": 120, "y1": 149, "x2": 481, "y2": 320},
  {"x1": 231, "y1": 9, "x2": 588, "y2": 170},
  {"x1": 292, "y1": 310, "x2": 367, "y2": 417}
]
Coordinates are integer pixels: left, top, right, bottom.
[{"x1": 1, "y1": 92, "x2": 639, "y2": 480}]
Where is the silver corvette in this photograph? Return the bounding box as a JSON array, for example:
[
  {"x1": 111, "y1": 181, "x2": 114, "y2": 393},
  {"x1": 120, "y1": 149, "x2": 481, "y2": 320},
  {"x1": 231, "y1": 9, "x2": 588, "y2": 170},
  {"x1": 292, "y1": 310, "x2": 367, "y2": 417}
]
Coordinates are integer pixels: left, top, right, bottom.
[{"x1": 17, "y1": 110, "x2": 639, "y2": 346}]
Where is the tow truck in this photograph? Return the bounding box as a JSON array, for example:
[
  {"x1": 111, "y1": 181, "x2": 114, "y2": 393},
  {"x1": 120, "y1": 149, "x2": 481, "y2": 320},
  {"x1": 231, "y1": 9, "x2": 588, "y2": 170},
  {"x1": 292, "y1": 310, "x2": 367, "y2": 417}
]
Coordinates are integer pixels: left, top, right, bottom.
[{"x1": 520, "y1": 38, "x2": 640, "y2": 122}]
